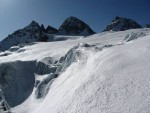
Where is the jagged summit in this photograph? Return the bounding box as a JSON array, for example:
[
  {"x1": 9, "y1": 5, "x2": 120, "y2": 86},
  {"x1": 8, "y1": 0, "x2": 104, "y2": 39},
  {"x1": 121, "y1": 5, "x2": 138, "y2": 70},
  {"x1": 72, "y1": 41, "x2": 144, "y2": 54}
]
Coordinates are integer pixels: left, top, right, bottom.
[
  {"x1": 0, "y1": 21, "x2": 50, "y2": 51},
  {"x1": 104, "y1": 16, "x2": 142, "y2": 31},
  {"x1": 31, "y1": 20, "x2": 38, "y2": 24},
  {"x1": 30, "y1": 20, "x2": 39, "y2": 25},
  {"x1": 58, "y1": 16, "x2": 95, "y2": 36},
  {"x1": 25, "y1": 20, "x2": 40, "y2": 30}
]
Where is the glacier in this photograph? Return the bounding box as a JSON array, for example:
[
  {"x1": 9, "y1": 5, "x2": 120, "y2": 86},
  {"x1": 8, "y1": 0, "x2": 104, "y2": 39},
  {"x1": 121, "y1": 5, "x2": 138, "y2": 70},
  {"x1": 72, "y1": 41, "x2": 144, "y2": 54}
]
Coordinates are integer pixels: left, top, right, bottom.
[{"x1": 0, "y1": 28, "x2": 150, "y2": 113}]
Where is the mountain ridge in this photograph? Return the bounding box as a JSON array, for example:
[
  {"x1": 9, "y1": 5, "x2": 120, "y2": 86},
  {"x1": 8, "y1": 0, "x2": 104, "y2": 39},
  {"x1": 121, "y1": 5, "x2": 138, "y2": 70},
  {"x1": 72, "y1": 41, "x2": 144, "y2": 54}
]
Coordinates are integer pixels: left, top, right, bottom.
[
  {"x1": 0, "y1": 17, "x2": 95, "y2": 51},
  {"x1": 0, "y1": 16, "x2": 148, "y2": 52}
]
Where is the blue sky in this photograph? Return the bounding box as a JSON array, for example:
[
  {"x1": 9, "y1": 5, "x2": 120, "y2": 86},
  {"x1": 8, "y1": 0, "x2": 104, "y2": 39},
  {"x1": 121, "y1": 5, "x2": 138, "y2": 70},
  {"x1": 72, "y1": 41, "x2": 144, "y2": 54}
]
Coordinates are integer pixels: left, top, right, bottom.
[{"x1": 0, "y1": 0, "x2": 150, "y2": 40}]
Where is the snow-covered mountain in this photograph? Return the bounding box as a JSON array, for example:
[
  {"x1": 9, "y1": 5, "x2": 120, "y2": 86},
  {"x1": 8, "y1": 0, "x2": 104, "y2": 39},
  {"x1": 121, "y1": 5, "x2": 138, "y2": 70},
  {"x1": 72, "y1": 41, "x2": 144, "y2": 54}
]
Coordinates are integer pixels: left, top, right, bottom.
[
  {"x1": 58, "y1": 16, "x2": 95, "y2": 36},
  {"x1": 0, "y1": 17, "x2": 95, "y2": 51},
  {"x1": 104, "y1": 16, "x2": 142, "y2": 31},
  {"x1": 0, "y1": 21, "x2": 58, "y2": 51},
  {"x1": 0, "y1": 28, "x2": 150, "y2": 113}
]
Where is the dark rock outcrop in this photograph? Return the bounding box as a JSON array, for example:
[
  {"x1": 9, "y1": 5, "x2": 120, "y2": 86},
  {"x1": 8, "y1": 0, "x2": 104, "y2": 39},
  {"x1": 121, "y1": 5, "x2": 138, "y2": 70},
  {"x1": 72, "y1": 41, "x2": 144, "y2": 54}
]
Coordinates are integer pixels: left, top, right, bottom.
[
  {"x1": 58, "y1": 16, "x2": 95, "y2": 36},
  {"x1": 104, "y1": 16, "x2": 141, "y2": 31},
  {"x1": 144, "y1": 24, "x2": 150, "y2": 28}
]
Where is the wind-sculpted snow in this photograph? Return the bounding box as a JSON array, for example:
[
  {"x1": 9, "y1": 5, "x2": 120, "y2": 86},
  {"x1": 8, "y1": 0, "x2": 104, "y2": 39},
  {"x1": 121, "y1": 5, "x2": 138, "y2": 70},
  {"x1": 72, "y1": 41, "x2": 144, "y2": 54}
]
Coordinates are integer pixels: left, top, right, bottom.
[
  {"x1": 30, "y1": 34, "x2": 150, "y2": 113},
  {"x1": 35, "y1": 73, "x2": 58, "y2": 99},
  {"x1": 122, "y1": 32, "x2": 146, "y2": 42},
  {"x1": 0, "y1": 43, "x2": 91, "y2": 107},
  {"x1": 36, "y1": 57, "x2": 57, "y2": 75},
  {"x1": 35, "y1": 43, "x2": 91, "y2": 99},
  {"x1": 56, "y1": 43, "x2": 90, "y2": 73}
]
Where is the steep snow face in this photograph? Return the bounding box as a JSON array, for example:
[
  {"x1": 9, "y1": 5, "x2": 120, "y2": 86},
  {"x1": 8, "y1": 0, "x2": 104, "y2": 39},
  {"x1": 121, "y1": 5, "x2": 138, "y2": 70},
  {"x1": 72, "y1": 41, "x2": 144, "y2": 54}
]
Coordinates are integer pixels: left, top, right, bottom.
[
  {"x1": 58, "y1": 16, "x2": 95, "y2": 36},
  {"x1": 104, "y1": 16, "x2": 141, "y2": 31},
  {"x1": 31, "y1": 32, "x2": 150, "y2": 113}
]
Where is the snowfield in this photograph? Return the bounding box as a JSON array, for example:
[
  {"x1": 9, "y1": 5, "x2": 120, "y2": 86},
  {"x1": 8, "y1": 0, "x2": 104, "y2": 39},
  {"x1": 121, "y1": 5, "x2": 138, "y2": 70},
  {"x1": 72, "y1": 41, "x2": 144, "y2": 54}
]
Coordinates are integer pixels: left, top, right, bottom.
[{"x1": 0, "y1": 28, "x2": 150, "y2": 113}]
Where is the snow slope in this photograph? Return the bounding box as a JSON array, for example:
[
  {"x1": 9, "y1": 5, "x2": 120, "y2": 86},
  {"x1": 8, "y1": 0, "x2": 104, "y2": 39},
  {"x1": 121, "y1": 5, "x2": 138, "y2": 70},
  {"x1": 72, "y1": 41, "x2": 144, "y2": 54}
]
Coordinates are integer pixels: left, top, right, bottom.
[{"x1": 0, "y1": 28, "x2": 150, "y2": 113}]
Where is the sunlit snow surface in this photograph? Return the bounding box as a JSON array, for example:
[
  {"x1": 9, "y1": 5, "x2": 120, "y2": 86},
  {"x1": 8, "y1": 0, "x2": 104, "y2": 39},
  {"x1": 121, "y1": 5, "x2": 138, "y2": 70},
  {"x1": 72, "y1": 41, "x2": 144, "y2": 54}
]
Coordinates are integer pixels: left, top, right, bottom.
[{"x1": 1, "y1": 28, "x2": 150, "y2": 113}]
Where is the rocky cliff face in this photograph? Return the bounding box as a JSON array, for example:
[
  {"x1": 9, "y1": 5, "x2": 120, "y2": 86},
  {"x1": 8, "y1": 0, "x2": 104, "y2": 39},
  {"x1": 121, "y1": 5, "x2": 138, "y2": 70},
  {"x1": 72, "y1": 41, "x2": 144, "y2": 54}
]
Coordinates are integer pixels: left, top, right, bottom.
[
  {"x1": 58, "y1": 16, "x2": 95, "y2": 36},
  {"x1": 104, "y1": 16, "x2": 141, "y2": 31}
]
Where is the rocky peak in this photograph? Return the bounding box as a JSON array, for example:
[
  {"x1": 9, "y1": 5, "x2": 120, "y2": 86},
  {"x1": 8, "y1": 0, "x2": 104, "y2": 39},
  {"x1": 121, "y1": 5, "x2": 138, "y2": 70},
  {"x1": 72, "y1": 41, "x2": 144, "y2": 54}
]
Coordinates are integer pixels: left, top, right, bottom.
[
  {"x1": 45, "y1": 25, "x2": 58, "y2": 34},
  {"x1": 58, "y1": 16, "x2": 95, "y2": 36},
  {"x1": 144, "y1": 24, "x2": 150, "y2": 28},
  {"x1": 0, "y1": 21, "x2": 45, "y2": 51},
  {"x1": 104, "y1": 16, "x2": 142, "y2": 31},
  {"x1": 24, "y1": 20, "x2": 40, "y2": 31}
]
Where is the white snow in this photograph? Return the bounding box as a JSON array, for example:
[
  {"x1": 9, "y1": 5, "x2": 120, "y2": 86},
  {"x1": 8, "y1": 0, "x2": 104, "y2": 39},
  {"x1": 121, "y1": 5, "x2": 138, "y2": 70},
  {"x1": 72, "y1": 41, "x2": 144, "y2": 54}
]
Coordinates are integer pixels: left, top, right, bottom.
[{"x1": 1, "y1": 28, "x2": 150, "y2": 113}]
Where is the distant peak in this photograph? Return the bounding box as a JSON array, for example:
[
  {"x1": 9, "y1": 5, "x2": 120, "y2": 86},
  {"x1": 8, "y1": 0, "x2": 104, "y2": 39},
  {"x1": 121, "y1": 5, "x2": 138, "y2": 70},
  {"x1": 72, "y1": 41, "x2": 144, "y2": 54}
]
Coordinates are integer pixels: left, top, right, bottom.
[
  {"x1": 27, "y1": 20, "x2": 40, "y2": 28},
  {"x1": 144, "y1": 24, "x2": 150, "y2": 28},
  {"x1": 112, "y1": 16, "x2": 136, "y2": 23},
  {"x1": 66, "y1": 16, "x2": 82, "y2": 21},
  {"x1": 112, "y1": 16, "x2": 126, "y2": 21},
  {"x1": 68, "y1": 16, "x2": 78, "y2": 19},
  {"x1": 29, "y1": 20, "x2": 39, "y2": 26},
  {"x1": 104, "y1": 16, "x2": 141, "y2": 31},
  {"x1": 23, "y1": 20, "x2": 40, "y2": 30},
  {"x1": 114, "y1": 16, "x2": 122, "y2": 19},
  {"x1": 58, "y1": 16, "x2": 95, "y2": 36}
]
